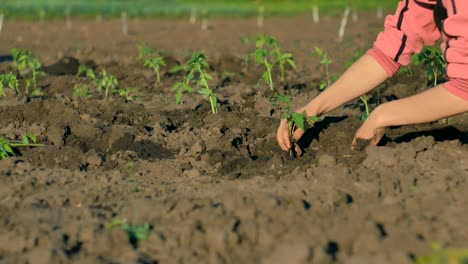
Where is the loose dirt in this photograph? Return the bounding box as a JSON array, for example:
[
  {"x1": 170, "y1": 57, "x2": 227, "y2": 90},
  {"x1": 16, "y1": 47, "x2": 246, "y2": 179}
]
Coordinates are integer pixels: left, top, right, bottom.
[{"x1": 0, "y1": 14, "x2": 467, "y2": 264}]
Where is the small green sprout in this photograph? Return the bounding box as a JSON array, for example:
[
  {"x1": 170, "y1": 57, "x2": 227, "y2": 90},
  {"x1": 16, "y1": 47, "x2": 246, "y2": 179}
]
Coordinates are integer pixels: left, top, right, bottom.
[
  {"x1": 0, "y1": 73, "x2": 19, "y2": 97},
  {"x1": 276, "y1": 95, "x2": 320, "y2": 156},
  {"x1": 73, "y1": 84, "x2": 92, "y2": 98},
  {"x1": 0, "y1": 133, "x2": 44, "y2": 160},
  {"x1": 359, "y1": 95, "x2": 370, "y2": 121},
  {"x1": 173, "y1": 51, "x2": 218, "y2": 114},
  {"x1": 137, "y1": 42, "x2": 155, "y2": 61},
  {"x1": 144, "y1": 57, "x2": 166, "y2": 83},
  {"x1": 115, "y1": 87, "x2": 140, "y2": 101},
  {"x1": 418, "y1": 46, "x2": 446, "y2": 87},
  {"x1": 31, "y1": 88, "x2": 44, "y2": 96},
  {"x1": 137, "y1": 43, "x2": 166, "y2": 83},
  {"x1": 77, "y1": 65, "x2": 96, "y2": 80},
  {"x1": 11, "y1": 48, "x2": 45, "y2": 94},
  {"x1": 97, "y1": 69, "x2": 118, "y2": 98},
  {"x1": 107, "y1": 219, "x2": 151, "y2": 241},
  {"x1": 246, "y1": 35, "x2": 296, "y2": 91},
  {"x1": 414, "y1": 243, "x2": 468, "y2": 264},
  {"x1": 313, "y1": 47, "x2": 333, "y2": 91}
]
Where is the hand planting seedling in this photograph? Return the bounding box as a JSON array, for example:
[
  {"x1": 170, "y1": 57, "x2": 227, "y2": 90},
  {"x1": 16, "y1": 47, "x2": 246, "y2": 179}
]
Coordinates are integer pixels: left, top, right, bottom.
[
  {"x1": 73, "y1": 84, "x2": 92, "y2": 98},
  {"x1": 246, "y1": 34, "x2": 296, "y2": 91},
  {"x1": 417, "y1": 46, "x2": 446, "y2": 87},
  {"x1": 0, "y1": 73, "x2": 19, "y2": 97},
  {"x1": 137, "y1": 43, "x2": 166, "y2": 83},
  {"x1": 276, "y1": 94, "x2": 320, "y2": 156},
  {"x1": 11, "y1": 48, "x2": 45, "y2": 94},
  {"x1": 0, "y1": 133, "x2": 44, "y2": 160},
  {"x1": 173, "y1": 51, "x2": 218, "y2": 114},
  {"x1": 313, "y1": 47, "x2": 333, "y2": 91},
  {"x1": 97, "y1": 69, "x2": 118, "y2": 98}
]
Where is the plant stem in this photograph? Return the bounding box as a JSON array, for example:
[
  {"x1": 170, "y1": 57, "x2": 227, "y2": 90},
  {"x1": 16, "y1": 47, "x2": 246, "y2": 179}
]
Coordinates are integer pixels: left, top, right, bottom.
[
  {"x1": 265, "y1": 59, "x2": 274, "y2": 91},
  {"x1": 10, "y1": 143, "x2": 45, "y2": 147}
]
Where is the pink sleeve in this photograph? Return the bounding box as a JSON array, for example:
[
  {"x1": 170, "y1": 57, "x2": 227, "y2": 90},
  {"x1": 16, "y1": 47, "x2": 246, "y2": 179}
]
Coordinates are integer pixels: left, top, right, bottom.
[
  {"x1": 372, "y1": 0, "x2": 440, "y2": 68},
  {"x1": 440, "y1": 0, "x2": 468, "y2": 100}
]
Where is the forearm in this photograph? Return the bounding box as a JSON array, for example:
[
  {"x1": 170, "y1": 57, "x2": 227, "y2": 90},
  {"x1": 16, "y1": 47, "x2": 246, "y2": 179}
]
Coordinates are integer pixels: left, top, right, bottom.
[
  {"x1": 370, "y1": 85, "x2": 468, "y2": 128},
  {"x1": 302, "y1": 54, "x2": 389, "y2": 116}
]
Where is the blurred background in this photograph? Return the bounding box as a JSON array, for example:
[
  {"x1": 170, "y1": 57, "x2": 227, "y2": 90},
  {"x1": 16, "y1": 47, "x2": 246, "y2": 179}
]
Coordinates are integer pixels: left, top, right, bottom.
[{"x1": 3, "y1": 0, "x2": 399, "y2": 19}]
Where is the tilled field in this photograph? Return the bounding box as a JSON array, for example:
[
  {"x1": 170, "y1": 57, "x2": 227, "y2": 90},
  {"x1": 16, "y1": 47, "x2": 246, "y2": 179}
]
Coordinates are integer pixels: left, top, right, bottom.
[{"x1": 0, "y1": 15, "x2": 467, "y2": 264}]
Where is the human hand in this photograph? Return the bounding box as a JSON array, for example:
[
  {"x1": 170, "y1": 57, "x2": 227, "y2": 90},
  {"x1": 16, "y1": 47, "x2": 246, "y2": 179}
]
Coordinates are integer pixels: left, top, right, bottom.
[
  {"x1": 352, "y1": 119, "x2": 386, "y2": 150},
  {"x1": 276, "y1": 118, "x2": 305, "y2": 154}
]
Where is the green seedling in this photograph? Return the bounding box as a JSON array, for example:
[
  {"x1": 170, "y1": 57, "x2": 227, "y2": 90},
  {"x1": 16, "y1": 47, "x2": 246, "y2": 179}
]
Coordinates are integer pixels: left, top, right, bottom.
[
  {"x1": 76, "y1": 65, "x2": 96, "y2": 80},
  {"x1": 414, "y1": 243, "x2": 468, "y2": 264},
  {"x1": 137, "y1": 42, "x2": 155, "y2": 61},
  {"x1": 418, "y1": 46, "x2": 446, "y2": 87},
  {"x1": 0, "y1": 73, "x2": 19, "y2": 97},
  {"x1": 115, "y1": 87, "x2": 140, "y2": 101},
  {"x1": 107, "y1": 219, "x2": 151, "y2": 241},
  {"x1": 359, "y1": 95, "x2": 370, "y2": 121},
  {"x1": 97, "y1": 69, "x2": 118, "y2": 98},
  {"x1": 137, "y1": 43, "x2": 166, "y2": 83},
  {"x1": 11, "y1": 48, "x2": 45, "y2": 94},
  {"x1": 313, "y1": 47, "x2": 333, "y2": 91},
  {"x1": 144, "y1": 57, "x2": 166, "y2": 83},
  {"x1": 0, "y1": 133, "x2": 44, "y2": 160},
  {"x1": 173, "y1": 51, "x2": 218, "y2": 114},
  {"x1": 31, "y1": 88, "x2": 44, "y2": 96},
  {"x1": 276, "y1": 94, "x2": 320, "y2": 156},
  {"x1": 73, "y1": 84, "x2": 92, "y2": 98},
  {"x1": 246, "y1": 35, "x2": 296, "y2": 91}
]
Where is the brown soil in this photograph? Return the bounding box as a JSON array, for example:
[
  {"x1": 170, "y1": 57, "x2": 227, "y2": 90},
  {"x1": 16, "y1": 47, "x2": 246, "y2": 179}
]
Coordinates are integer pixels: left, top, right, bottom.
[{"x1": 0, "y1": 15, "x2": 467, "y2": 264}]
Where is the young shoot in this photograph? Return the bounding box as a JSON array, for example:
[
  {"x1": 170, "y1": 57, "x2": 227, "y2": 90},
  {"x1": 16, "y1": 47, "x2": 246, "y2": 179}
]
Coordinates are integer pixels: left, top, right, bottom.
[
  {"x1": 11, "y1": 48, "x2": 45, "y2": 94},
  {"x1": 97, "y1": 69, "x2": 118, "y2": 98},
  {"x1": 73, "y1": 84, "x2": 92, "y2": 98},
  {"x1": 0, "y1": 133, "x2": 44, "y2": 160},
  {"x1": 144, "y1": 57, "x2": 166, "y2": 83},
  {"x1": 246, "y1": 35, "x2": 296, "y2": 91},
  {"x1": 77, "y1": 65, "x2": 97, "y2": 80},
  {"x1": 107, "y1": 219, "x2": 151, "y2": 241},
  {"x1": 173, "y1": 51, "x2": 218, "y2": 114},
  {"x1": 115, "y1": 87, "x2": 140, "y2": 101},
  {"x1": 137, "y1": 43, "x2": 166, "y2": 83},
  {"x1": 313, "y1": 47, "x2": 333, "y2": 91},
  {"x1": 359, "y1": 95, "x2": 370, "y2": 121},
  {"x1": 0, "y1": 73, "x2": 19, "y2": 97},
  {"x1": 417, "y1": 46, "x2": 446, "y2": 87},
  {"x1": 276, "y1": 95, "x2": 320, "y2": 156}
]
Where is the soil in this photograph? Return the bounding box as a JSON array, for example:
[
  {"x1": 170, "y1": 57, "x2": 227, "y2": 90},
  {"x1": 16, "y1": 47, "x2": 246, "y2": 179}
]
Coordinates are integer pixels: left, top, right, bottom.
[{"x1": 0, "y1": 14, "x2": 467, "y2": 264}]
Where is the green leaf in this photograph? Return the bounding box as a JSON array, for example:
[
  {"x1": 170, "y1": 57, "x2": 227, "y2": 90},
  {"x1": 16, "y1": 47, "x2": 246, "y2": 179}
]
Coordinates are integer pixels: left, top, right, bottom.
[
  {"x1": 291, "y1": 113, "x2": 306, "y2": 131},
  {"x1": 3, "y1": 143, "x2": 14, "y2": 156},
  {"x1": 286, "y1": 59, "x2": 296, "y2": 70},
  {"x1": 261, "y1": 71, "x2": 270, "y2": 84}
]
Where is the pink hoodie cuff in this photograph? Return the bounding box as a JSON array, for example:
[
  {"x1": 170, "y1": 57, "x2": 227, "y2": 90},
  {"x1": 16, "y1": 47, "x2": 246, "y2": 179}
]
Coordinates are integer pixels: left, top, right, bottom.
[
  {"x1": 443, "y1": 79, "x2": 468, "y2": 100},
  {"x1": 367, "y1": 47, "x2": 401, "y2": 77}
]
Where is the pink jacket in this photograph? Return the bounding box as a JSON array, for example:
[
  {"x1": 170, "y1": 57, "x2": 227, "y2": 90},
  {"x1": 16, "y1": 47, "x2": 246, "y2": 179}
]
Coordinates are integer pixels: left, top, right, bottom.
[{"x1": 368, "y1": 0, "x2": 468, "y2": 100}]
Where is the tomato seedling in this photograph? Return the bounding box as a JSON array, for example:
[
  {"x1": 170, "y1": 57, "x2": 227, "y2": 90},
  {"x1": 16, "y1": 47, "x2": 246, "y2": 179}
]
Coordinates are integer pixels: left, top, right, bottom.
[
  {"x1": 0, "y1": 73, "x2": 19, "y2": 97},
  {"x1": 73, "y1": 84, "x2": 92, "y2": 98},
  {"x1": 417, "y1": 46, "x2": 446, "y2": 87},
  {"x1": 97, "y1": 69, "x2": 118, "y2": 98},
  {"x1": 359, "y1": 95, "x2": 370, "y2": 121},
  {"x1": 276, "y1": 94, "x2": 321, "y2": 156},
  {"x1": 11, "y1": 48, "x2": 45, "y2": 94},
  {"x1": 313, "y1": 47, "x2": 333, "y2": 91},
  {"x1": 77, "y1": 65, "x2": 96, "y2": 80},
  {"x1": 115, "y1": 87, "x2": 140, "y2": 101},
  {"x1": 173, "y1": 51, "x2": 218, "y2": 114},
  {"x1": 0, "y1": 133, "x2": 44, "y2": 160},
  {"x1": 107, "y1": 219, "x2": 151, "y2": 241},
  {"x1": 246, "y1": 35, "x2": 296, "y2": 91},
  {"x1": 137, "y1": 43, "x2": 166, "y2": 83}
]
